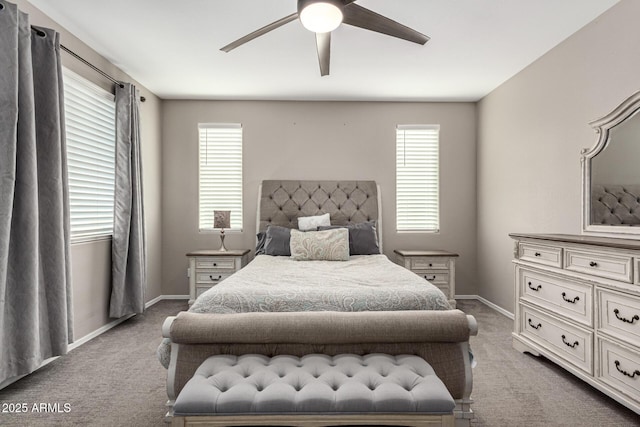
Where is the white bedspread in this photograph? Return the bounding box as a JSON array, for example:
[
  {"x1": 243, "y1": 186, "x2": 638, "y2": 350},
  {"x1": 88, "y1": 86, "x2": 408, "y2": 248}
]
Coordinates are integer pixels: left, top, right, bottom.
[{"x1": 190, "y1": 254, "x2": 451, "y2": 313}]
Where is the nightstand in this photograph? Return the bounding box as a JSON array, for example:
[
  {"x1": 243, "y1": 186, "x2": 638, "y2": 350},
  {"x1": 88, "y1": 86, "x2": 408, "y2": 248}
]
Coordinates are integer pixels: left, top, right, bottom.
[
  {"x1": 393, "y1": 249, "x2": 459, "y2": 308},
  {"x1": 186, "y1": 249, "x2": 250, "y2": 305}
]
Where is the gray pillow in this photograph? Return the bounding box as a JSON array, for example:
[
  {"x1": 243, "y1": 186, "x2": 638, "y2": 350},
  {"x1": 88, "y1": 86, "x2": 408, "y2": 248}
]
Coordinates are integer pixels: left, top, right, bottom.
[
  {"x1": 255, "y1": 231, "x2": 267, "y2": 255},
  {"x1": 318, "y1": 221, "x2": 380, "y2": 255},
  {"x1": 264, "y1": 225, "x2": 291, "y2": 256}
]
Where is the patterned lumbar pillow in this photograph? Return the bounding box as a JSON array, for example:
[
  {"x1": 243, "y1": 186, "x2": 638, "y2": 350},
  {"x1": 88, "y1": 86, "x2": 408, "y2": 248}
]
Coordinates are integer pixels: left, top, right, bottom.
[
  {"x1": 290, "y1": 228, "x2": 349, "y2": 261},
  {"x1": 297, "y1": 213, "x2": 330, "y2": 231}
]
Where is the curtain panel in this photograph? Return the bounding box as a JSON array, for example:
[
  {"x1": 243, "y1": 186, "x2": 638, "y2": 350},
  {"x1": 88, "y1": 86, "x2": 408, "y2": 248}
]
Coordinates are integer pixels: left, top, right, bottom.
[
  {"x1": 0, "y1": 2, "x2": 73, "y2": 384},
  {"x1": 109, "y1": 83, "x2": 147, "y2": 318}
]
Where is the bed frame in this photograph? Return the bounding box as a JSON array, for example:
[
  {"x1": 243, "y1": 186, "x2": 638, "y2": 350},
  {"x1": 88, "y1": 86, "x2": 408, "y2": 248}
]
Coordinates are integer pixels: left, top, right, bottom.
[{"x1": 163, "y1": 180, "x2": 477, "y2": 425}]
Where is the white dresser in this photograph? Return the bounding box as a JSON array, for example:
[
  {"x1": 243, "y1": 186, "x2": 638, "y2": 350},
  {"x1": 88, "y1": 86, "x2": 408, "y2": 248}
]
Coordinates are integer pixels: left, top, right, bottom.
[
  {"x1": 186, "y1": 249, "x2": 249, "y2": 305},
  {"x1": 394, "y1": 249, "x2": 458, "y2": 308},
  {"x1": 511, "y1": 233, "x2": 640, "y2": 414}
]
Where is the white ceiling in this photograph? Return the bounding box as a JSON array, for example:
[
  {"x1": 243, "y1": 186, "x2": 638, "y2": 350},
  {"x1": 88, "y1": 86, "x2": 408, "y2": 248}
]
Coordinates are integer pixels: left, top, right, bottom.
[{"x1": 29, "y1": 0, "x2": 619, "y2": 101}]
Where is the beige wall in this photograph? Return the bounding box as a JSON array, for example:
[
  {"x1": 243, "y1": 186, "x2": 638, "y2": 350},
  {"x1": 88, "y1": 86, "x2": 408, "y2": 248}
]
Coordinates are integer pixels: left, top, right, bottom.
[
  {"x1": 476, "y1": 0, "x2": 640, "y2": 313},
  {"x1": 161, "y1": 101, "x2": 477, "y2": 296},
  {"x1": 17, "y1": 0, "x2": 163, "y2": 338}
]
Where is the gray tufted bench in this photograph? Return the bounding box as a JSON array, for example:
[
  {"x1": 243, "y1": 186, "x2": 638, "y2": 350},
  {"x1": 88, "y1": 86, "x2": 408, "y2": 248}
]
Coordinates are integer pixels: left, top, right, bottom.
[{"x1": 171, "y1": 353, "x2": 455, "y2": 427}]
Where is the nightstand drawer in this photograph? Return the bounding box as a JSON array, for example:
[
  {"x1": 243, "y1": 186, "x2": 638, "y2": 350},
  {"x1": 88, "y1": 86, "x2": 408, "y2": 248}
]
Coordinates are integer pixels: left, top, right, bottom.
[
  {"x1": 195, "y1": 257, "x2": 237, "y2": 270},
  {"x1": 417, "y1": 272, "x2": 449, "y2": 285},
  {"x1": 196, "y1": 272, "x2": 233, "y2": 284},
  {"x1": 519, "y1": 243, "x2": 562, "y2": 268},
  {"x1": 565, "y1": 248, "x2": 632, "y2": 283},
  {"x1": 521, "y1": 305, "x2": 593, "y2": 374},
  {"x1": 598, "y1": 289, "x2": 640, "y2": 348},
  {"x1": 411, "y1": 257, "x2": 449, "y2": 270},
  {"x1": 518, "y1": 267, "x2": 592, "y2": 327}
]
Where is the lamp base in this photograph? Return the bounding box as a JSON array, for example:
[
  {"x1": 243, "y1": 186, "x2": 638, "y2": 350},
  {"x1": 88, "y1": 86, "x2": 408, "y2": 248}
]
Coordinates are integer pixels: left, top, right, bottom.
[{"x1": 218, "y1": 232, "x2": 228, "y2": 252}]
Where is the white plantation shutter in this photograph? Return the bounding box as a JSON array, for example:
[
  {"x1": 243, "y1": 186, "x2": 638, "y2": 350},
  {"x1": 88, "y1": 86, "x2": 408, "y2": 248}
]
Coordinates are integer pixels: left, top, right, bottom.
[
  {"x1": 396, "y1": 125, "x2": 440, "y2": 232},
  {"x1": 63, "y1": 68, "x2": 116, "y2": 241},
  {"x1": 198, "y1": 124, "x2": 243, "y2": 231}
]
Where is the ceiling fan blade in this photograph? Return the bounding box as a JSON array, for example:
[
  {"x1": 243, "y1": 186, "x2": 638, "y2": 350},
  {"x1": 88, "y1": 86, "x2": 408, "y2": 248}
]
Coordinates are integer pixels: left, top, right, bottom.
[
  {"x1": 315, "y1": 32, "x2": 331, "y2": 76},
  {"x1": 342, "y1": 4, "x2": 429, "y2": 45},
  {"x1": 220, "y1": 12, "x2": 298, "y2": 52}
]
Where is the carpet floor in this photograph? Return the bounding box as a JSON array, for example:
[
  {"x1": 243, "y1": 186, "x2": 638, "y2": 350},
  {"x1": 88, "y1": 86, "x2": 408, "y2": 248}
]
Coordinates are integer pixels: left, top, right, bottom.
[{"x1": 0, "y1": 299, "x2": 638, "y2": 426}]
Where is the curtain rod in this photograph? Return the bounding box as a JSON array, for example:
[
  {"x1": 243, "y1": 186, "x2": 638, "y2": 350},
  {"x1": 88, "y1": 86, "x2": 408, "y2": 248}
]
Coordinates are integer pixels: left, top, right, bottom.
[{"x1": 59, "y1": 45, "x2": 146, "y2": 102}]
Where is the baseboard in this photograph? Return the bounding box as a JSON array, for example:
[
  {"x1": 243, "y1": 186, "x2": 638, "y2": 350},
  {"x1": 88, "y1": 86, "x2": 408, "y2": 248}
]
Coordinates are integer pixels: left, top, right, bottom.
[
  {"x1": 1, "y1": 294, "x2": 189, "y2": 391},
  {"x1": 456, "y1": 294, "x2": 514, "y2": 320}
]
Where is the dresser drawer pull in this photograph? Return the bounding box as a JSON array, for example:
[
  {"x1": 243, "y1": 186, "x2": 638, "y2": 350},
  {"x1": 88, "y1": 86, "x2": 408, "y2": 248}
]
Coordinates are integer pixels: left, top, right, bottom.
[
  {"x1": 534, "y1": 252, "x2": 541, "y2": 257},
  {"x1": 561, "y1": 335, "x2": 579, "y2": 348},
  {"x1": 561, "y1": 292, "x2": 579, "y2": 304},
  {"x1": 613, "y1": 308, "x2": 640, "y2": 324},
  {"x1": 614, "y1": 360, "x2": 640, "y2": 379},
  {"x1": 209, "y1": 275, "x2": 222, "y2": 281},
  {"x1": 424, "y1": 275, "x2": 436, "y2": 281},
  {"x1": 527, "y1": 281, "x2": 541, "y2": 291},
  {"x1": 589, "y1": 261, "x2": 598, "y2": 267},
  {"x1": 528, "y1": 318, "x2": 542, "y2": 330}
]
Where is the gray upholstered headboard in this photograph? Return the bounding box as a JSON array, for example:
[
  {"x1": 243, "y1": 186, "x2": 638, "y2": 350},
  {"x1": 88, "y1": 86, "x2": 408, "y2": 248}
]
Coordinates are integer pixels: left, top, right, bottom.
[
  {"x1": 257, "y1": 180, "x2": 382, "y2": 250},
  {"x1": 592, "y1": 184, "x2": 640, "y2": 225}
]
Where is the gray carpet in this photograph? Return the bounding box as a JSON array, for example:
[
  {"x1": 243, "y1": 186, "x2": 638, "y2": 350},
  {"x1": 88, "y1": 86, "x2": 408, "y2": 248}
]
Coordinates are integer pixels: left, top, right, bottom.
[{"x1": 0, "y1": 299, "x2": 638, "y2": 426}]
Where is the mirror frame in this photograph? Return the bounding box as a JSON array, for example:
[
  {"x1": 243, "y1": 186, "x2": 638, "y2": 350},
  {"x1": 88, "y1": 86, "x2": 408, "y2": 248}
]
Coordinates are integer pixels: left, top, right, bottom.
[{"x1": 582, "y1": 90, "x2": 640, "y2": 237}]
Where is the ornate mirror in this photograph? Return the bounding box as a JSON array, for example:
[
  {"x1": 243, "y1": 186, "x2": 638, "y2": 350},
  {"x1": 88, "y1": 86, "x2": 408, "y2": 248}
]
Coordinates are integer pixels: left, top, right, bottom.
[{"x1": 582, "y1": 91, "x2": 640, "y2": 236}]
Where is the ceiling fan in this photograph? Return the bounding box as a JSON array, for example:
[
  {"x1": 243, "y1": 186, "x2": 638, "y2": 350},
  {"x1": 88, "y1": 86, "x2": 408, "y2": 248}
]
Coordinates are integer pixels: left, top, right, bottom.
[{"x1": 220, "y1": 0, "x2": 429, "y2": 76}]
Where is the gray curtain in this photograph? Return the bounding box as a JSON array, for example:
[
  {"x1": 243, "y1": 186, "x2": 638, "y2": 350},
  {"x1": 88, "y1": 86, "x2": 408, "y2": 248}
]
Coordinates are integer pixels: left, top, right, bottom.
[
  {"x1": 0, "y1": 3, "x2": 73, "y2": 384},
  {"x1": 109, "y1": 83, "x2": 146, "y2": 318}
]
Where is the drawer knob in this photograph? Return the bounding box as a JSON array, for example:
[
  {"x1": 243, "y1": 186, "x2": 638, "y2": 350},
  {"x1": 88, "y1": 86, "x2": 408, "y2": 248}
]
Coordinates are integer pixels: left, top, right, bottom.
[
  {"x1": 589, "y1": 261, "x2": 598, "y2": 267},
  {"x1": 561, "y1": 292, "x2": 580, "y2": 304},
  {"x1": 613, "y1": 308, "x2": 640, "y2": 324},
  {"x1": 528, "y1": 318, "x2": 542, "y2": 330},
  {"x1": 209, "y1": 275, "x2": 222, "y2": 281},
  {"x1": 534, "y1": 252, "x2": 541, "y2": 257},
  {"x1": 429, "y1": 263, "x2": 433, "y2": 267},
  {"x1": 213, "y1": 262, "x2": 217, "y2": 267},
  {"x1": 424, "y1": 275, "x2": 436, "y2": 281},
  {"x1": 561, "y1": 335, "x2": 579, "y2": 348},
  {"x1": 614, "y1": 360, "x2": 640, "y2": 379},
  {"x1": 527, "y1": 281, "x2": 542, "y2": 291}
]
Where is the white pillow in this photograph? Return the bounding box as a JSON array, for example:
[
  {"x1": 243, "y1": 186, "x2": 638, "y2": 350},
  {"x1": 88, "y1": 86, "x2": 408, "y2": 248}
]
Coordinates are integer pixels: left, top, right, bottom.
[
  {"x1": 297, "y1": 213, "x2": 330, "y2": 231},
  {"x1": 290, "y1": 228, "x2": 349, "y2": 261}
]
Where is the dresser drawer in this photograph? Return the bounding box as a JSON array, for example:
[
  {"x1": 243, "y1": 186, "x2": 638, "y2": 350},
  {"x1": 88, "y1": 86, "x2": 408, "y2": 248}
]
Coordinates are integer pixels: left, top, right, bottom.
[
  {"x1": 598, "y1": 289, "x2": 640, "y2": 348},
  {"x1": 518, "y1": 267, "x2": 592, "y2": 327},
  {"x1": 195, "y1": 272, "x2": 234, "y2": 284},
  {"x1": 410, "y1": 257, "x2": 449, "y2": 270},
  {"x1": 196, "y1": 285, "x2": 214, "y2": 298},
  {"x1": 521, "y1": 305, "x2": 593, "y2": 374},
  {"x1": 519, "y1": 243, "x2": 562, "y2": 268},
  {"x1": 564, "y1": 249, "x2": 632, "y2": 283},
  {"x1": 195, "y1": 257, "x2": 237, "y2": 270},
  {"x1": 598, "y1": 338, "x2": 640, "y2": 401}
]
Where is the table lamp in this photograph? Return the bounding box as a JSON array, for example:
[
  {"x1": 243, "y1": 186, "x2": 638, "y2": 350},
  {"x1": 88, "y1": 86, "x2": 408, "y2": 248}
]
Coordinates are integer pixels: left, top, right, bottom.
[{"x1": 213, "y1": 210, "x2": 231, "y2": 252}]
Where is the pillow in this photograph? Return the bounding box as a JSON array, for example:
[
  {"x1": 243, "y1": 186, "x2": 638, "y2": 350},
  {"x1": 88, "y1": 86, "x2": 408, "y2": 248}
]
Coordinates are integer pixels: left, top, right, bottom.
[
  {"x1": 264, "y1": 225, "x2": 291, "y2": 256},
  {"x1": 318, "y1": 221, "x2": 380, "y2": 255},
  {"x1": 290, "y1": 228, "x2": 349, "y2": 261},
  {"x1": 255, "y1": 231, "x2": 266, "y2": 255},
  {"x1": 297, "y1": 213, "x2": 330, "y2": 231}
]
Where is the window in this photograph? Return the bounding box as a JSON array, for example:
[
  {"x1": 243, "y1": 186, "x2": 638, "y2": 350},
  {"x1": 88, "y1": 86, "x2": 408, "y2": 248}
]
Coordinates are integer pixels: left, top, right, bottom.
[
  {"x1": 198, "y1": 123, "x2": 243, "y2": 231},
  {"x1": 396, "y1": 125, "x2": 440, "y2": 232},
  {"x1": 63, "y1": 68, "x2": 116, "y2": 242}
]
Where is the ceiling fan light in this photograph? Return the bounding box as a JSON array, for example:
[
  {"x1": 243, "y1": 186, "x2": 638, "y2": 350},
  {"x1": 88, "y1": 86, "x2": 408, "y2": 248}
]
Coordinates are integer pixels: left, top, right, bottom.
[{"x1": 300, "y1": 2, "x2": 343, "y2": 33}]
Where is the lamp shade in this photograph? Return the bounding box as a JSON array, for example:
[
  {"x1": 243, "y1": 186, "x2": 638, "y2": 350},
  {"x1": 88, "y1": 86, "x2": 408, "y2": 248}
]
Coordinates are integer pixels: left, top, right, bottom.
[{"x1": 213, "y1": 210, "x2": 231, "y2": 229}]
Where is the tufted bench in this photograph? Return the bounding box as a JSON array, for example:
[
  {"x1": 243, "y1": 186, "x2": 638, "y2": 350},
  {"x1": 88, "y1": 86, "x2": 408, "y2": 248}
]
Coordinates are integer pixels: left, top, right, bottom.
[{"x1": 171, "y1": 353, "x2": 455, "y2": 427}]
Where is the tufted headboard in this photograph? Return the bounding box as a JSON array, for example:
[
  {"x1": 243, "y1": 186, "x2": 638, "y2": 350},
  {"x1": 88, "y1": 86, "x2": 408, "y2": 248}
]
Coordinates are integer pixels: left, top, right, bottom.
[
  {"x1": 257, "y1": 180, "x2": 382, "y2": 250},
  {"x1": 591, "y1": 184, "x2": 640, "y2": 225}
]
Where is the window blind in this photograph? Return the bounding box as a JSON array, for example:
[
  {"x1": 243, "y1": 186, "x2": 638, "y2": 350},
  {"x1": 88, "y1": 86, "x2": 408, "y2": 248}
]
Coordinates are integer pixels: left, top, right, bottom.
[
  {"x1": 396, "y1": 125, "x2": 440, "y2": 232},
  {"x1": 63, "y1": 68, "x2": 116, "y2": 242},
  {"x1": 198, "y1": 123, "x2": 243, "y2": 231}
]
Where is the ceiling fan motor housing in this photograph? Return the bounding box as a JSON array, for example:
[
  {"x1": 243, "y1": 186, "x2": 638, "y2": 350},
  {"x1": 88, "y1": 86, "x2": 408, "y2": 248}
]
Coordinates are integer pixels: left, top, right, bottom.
[{"x1": 297, "y1": 0, "x2": 344, "y2": 15}]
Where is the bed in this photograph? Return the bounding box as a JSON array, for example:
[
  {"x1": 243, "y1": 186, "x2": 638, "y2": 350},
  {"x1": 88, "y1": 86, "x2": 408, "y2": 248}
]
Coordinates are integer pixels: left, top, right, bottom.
[{"x1": 160, "y1": 180, "x2": 477, "y2": 424}]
